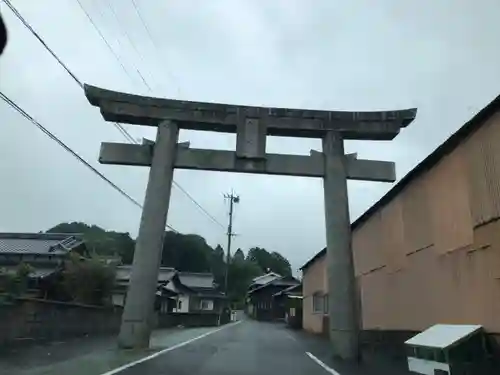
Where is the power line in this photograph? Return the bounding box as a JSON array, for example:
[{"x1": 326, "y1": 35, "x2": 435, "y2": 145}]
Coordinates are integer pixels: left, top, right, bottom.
[
  {"x1": 172, "y1": 182, "x2": 225, "y2": 229},
  {"x1": 2, "y1": 0, "x2": 81, "y2": 86},
  {"x1": 123, "y1": 1, "x2": 224, "y2": 228},
  {"x1": 3, "y1": 0, "x2": 135, "y2": 144},
  {"x1": 0, "y1": 89, "x2": 178, "y2": 233},
  {"x1": 128, "y1": 0, "x2": 182, "y2": 96},
  {"x1": 104, "y1": 0, "x2": 153, "y2": 91},
  {"x1": 4, "y1": 0, "x2": 225, "y2": 230},
  {"x1": 74, "y1": 0, "x2": 144, "y2": 93},
  {"x1": 77, "y1": 0, "x2": 224, "y2": 229}
]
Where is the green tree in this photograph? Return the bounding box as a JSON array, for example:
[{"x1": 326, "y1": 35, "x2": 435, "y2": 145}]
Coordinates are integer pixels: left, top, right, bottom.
[
  {"x1": 227, "y1": 260, "x2": 261, "y2": 300},
  {"x1": 0, "y1": 263, "x2": 33, "y2": 297},
  {"x1": 161, "y1": 231, "x2": 212, "y2": 272},
  {"x1": 62, "y1": 253, "x2": 116, "y2": 306},
  {"x1": 210, "y1": 244, "x2": 226, "y2": 288},
  {"x1": 247, "y1": 247, "x2": 292, "y2": 276},
  {"x1": 45, "y1": 222, "x2": 294, "y2": 307},
  {"x1": 269, "y1": 251, "x2": 292, "y2": 276},
  {"x1": 233, "y1": 248, "x2": 245, "y2": 263}
]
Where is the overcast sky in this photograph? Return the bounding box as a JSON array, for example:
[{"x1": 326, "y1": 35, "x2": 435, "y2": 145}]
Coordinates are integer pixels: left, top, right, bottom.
[{"x1": 1, "y1": 0, "x2": 500, "y2": 271}]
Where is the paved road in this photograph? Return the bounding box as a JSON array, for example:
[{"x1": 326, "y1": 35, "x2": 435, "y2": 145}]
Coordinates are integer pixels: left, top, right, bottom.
[
  {"x1": 117, "y1": 320, "x2": 333, "y2": 375},
  {"x1": 3, "y1": 319, "x2": 410, "y2": 375}
]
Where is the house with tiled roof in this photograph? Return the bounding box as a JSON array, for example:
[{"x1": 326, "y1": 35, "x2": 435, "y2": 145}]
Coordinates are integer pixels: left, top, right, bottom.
[
  {"x1": 160, "y1": 272, "x2": 226, "y2": 314},
  {"x1": 113, "y1": 266, "x2": 226, "y2": 315},
  {"x1": 247, "y1": 275, "x2": 300, "y2": 321},
  {"x1": 112, "y1": 265, "x2": 176, "y2": 308},
  {"x1": 0, "y1": 232, "x2": 89, "y2": 296}
]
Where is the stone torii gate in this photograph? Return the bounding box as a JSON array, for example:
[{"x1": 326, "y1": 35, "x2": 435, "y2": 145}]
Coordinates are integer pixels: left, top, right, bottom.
[{"x1": 84, "y1": 84, "x2": 416, "y2": 360}]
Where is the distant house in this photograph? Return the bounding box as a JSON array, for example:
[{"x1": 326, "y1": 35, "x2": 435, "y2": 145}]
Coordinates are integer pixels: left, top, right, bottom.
[
  {"x1": 273, "y1": 283, "x2": 303, "y2": 328},
  {"x1": 113, "y1": 266, "x2": 226, "y2": 315},
  {"x1": 112, "y1": 265, "x2": 176, "y2": 308},
  {"x1": 247, "y1": 275, "x2": 300, "y2": 321},
  {"x1": 0, "y1": 232, "x2": 88, "y2": 296},
  {"x1": 248, "y1": 272, "x2": 282, "y2": 293},
  {"x1": 159, "y1": 272, "x2": 226, "y2": 314}
]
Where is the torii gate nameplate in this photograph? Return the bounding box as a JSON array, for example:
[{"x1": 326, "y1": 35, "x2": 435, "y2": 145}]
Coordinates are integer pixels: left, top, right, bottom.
[{"x1": 83, "y1": 84, "x2": 417, "y2": 360}]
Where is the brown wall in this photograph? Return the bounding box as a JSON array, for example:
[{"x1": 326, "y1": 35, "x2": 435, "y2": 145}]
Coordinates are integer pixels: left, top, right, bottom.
[
  {"x1": 303, "y1": 109, "x2": 500, "y2": 335},
  {"x1": 302, "y1": 254, "x2": 327, "y2": 334},
  {"x1": 354, "y1": 110, "x2": 500, "y2": 333},
  {"x1": 0, "y1": 298, "x2": 122, "y2": 348}
]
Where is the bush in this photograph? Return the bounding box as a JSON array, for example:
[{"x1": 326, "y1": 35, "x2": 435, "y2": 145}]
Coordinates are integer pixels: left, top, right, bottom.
[
  {"x1": 0, "y1": 263, "x2": 33, "y2": 296},
  {"x1": 62, "y1": 253, "x2": 115, "y2": 306}
]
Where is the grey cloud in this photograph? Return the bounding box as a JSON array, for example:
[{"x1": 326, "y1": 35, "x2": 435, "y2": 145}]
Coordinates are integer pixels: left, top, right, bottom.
[{"x1": 1, "y1": 0, "x2": 500, "y2": 270}]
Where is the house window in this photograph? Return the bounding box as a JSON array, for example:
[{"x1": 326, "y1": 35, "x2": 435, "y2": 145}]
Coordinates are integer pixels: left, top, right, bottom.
[
  {"x1": 313, "y1": 292, "x2": 323, "y2": 313},
  {"x1": 200, "y1": 299, "x2": 213, "y2": 311},
  {"x1": 323, "y1": 294, "x2": 329, "y2": 315},
  {"x1": 177, "y1": 300, "x2": 182, "y2": 310}
]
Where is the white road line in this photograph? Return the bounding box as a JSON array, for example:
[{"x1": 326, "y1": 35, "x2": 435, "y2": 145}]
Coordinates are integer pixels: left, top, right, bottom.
[
  {"x1": 101, "y1": 320, "x2": 242, "y2": 375},
  {"x1": 306, "y1": 351, "x2": 342, "y2": 375}
]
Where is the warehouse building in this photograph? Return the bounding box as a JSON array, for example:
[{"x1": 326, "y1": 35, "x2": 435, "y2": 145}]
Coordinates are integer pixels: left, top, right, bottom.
[{"x1": 301, "y1": 93, "x2": 500, "y2": 346}]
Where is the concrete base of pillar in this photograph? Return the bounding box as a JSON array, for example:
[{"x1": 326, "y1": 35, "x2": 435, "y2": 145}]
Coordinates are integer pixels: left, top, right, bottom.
[{"x1": 118, "y1": 320, "x2": 151, "y2": 349}]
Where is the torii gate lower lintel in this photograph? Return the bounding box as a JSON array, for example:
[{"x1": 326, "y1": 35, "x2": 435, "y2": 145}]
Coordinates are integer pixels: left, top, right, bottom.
[{"x1": 84, "y1": 84, "x2": 417, "y2": 361}]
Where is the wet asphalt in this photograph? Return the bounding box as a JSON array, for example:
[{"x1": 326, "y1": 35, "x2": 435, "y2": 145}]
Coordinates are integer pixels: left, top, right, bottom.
[
  {"x1": 1, "y1": 319, "x2": 411, "y2": 375},
  {"x1": 117, "y1": 320, "x2": 332, "y2": 375}
]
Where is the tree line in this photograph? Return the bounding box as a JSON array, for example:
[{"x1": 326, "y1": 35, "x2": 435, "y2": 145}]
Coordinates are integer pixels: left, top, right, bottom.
[{"x1": 46, "y1": 222, "x2": 293, "y2": 306}]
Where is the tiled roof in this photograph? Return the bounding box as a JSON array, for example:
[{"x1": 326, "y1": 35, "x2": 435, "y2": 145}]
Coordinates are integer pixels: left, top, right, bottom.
[
  {"x1": 0, "y1": 233, "x2": 85, "y2": 256},
  {"x1": 114, "y1": 268, "x2": 219, "y2": 295},
  {"x1": 195, "y1": 289, "x2": 226, "y2": 299},
  {"x1": 178, "y1": 272, "x2": 215, "y2": 289}
]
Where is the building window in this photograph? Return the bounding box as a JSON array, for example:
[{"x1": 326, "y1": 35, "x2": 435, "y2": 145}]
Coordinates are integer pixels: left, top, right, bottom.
[
  {"x1": 313, "y1": 292, "x2": 323, "y2": 313},
  {"x1": 200, "y1": 299, "x2": 213, "y2": 310},
  {"x1": 177, "y1": 300, "x2": 182, "y2": 310},
  {"x1": 323, "y1": 294, "x2": 329, "y2": 315}
]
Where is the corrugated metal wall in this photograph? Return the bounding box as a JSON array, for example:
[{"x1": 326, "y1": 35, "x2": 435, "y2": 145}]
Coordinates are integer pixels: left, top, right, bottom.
[
  {"x1": 353, "y1": 211, "x2": 385, "y2": 276},
  {"x1": 354, "y1": 110, "x2": 500, "y2": 333}
]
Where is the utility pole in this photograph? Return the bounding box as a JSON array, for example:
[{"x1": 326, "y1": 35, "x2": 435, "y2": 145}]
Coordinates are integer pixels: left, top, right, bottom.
[{"x1": 224, "y1": 191, "x2": 239, "y2": 294}]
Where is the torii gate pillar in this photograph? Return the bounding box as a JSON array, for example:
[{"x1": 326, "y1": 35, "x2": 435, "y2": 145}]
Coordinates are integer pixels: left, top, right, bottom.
[
  {"x1": 323, "y1": 131, "x2": 359, "y2": 360},
  {"x1": 117, "y1": 121, "x2": 179, "y2": 348}
]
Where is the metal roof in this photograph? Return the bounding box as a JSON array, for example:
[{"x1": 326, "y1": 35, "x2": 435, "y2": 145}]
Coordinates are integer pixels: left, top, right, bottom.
[
  {"x1": 249, "y1": 276, "x2": 300, "y2": 294},
  {"x1": 0, "y1": 233, "x2": 85, "y2": 256},
  {"x1": 405, "y1": 324, "x2": 483, "y2": 350},
  {"x1": 251, "y1": 272, "x2": 282, "y2": 285},
  {"x1": 273, "y1": 283, "x2": 302, "y2": 298},
  {"x1": 300, "y1": 93, "x2": 500, "y2": 272}
]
